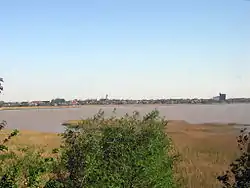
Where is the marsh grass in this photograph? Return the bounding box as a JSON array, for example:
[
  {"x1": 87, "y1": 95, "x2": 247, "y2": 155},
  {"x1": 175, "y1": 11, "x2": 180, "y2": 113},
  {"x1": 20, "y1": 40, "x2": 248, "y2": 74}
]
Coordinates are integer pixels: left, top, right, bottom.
[
  {"x1": 0, "y1": 130, "x2": 61, "y2": 152},
  {"x1": 167, "y1": 121, "x2": 238, "y2": 188}
]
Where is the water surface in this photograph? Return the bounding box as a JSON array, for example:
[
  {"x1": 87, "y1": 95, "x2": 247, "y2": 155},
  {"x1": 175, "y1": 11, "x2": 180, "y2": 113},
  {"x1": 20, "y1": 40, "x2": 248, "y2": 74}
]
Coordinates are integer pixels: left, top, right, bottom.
[{"x1": 0, "y1": 104, "x2": 249, "y2": 133}]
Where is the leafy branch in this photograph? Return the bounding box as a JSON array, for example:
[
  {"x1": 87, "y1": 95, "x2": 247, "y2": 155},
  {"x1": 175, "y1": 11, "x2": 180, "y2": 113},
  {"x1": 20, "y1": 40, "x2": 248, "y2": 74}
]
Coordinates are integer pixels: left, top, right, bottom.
[
  {"x1": 217, "y1": 128, "x2": 250, "y2": 187},
  {"x1": 0, "y1": 77, "x2": 19, "y2": 151}
]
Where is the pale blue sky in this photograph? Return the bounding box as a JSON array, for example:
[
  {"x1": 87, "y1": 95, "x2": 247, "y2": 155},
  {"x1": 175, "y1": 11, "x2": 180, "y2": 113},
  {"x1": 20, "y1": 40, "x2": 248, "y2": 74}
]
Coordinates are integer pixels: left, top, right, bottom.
[{"x1": 1, "y1": 0, "x2": 250, "y2": 101}]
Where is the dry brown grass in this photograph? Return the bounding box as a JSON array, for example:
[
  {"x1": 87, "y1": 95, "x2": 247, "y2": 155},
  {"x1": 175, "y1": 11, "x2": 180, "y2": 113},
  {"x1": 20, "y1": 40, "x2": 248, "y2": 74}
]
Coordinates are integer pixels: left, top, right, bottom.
[
  {"x1": 167, "y1": 121, "x2": 239, "y2": 188},
  {"x1": 1, "y1": 121, "x2": 240, "y2": 188},
  {"x1": 0, "y1": 130, "x2": 61, "y2": 153}
]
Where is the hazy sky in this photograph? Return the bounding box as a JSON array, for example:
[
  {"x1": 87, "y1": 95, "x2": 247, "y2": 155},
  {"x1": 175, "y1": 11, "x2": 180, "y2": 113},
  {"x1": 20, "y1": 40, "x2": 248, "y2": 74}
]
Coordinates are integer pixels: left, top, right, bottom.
[{"x1": 1, "y1": 0, "x2": 250, "y2": 101}]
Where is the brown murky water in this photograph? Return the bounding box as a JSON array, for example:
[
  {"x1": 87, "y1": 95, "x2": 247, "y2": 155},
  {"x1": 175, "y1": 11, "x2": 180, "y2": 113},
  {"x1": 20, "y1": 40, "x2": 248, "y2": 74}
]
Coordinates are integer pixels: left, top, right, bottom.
[{"x1": 0, "y1": 104, "x2": 249, "y2": 133}]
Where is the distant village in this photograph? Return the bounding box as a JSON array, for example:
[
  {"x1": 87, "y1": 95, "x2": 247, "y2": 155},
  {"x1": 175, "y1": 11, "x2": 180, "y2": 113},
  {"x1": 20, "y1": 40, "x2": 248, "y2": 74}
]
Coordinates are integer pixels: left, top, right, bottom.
[{"x1": 1, "y1": 93, "x2": 250, "y2": 107}]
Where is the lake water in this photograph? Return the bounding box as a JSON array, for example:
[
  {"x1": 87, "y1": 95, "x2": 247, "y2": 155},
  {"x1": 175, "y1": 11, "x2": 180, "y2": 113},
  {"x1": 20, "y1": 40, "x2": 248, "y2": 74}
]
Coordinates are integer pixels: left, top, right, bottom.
[{"x1": 0, "y1": 104, "x2": 249, "y2": 133}]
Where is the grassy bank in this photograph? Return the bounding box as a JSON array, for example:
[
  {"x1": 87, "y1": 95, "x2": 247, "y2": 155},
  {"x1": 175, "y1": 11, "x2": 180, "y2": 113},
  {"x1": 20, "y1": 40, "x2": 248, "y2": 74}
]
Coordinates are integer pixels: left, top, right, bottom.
[{"x1": 1, "y1": 118, "x2": 238, "y2": 187}]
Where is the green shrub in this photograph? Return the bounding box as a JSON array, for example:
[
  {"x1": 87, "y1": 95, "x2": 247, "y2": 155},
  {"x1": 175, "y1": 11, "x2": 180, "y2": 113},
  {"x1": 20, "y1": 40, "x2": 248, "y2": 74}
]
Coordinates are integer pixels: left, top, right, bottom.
[
  {"x1": 50, "y1": 109, "x2": 176, "y2": 188},
  {"x1": 0, "y1": 148, "x2": 58, "y2": 188}
]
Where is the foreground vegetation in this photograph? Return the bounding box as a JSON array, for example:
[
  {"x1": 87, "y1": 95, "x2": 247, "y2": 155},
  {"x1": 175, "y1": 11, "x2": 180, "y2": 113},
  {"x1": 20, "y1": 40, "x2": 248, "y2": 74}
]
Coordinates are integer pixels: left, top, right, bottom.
[
  {"x1": 1, "y1": 109, "x2": 248, "y2": 187},
  {"x1": 0, "y1": 110, "x2": 179, "y2": 187}
]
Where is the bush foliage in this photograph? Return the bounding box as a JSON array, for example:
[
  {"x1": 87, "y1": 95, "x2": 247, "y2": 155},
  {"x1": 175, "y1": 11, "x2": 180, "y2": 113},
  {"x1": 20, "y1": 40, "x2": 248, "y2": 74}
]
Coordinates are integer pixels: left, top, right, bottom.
[
  {"x1": 0, "y1": 148, "x2": 58, "y2": 188},
  {"x1": 217, "y1": 128, "x2": 250, "y2": 187},
  {"x1": 47, "y1": 109, "x2": 176, "y2": 187}
]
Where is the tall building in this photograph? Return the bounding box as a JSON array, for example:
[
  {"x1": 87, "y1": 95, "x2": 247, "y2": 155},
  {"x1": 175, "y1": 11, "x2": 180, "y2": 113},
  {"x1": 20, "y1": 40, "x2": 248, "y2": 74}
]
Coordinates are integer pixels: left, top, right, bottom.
[
  {"x1": 219, "y1": 93, "x2": 226, "y2": 101},
  {"x1": 213, "y1": 93, "x2": 226, "y2": 101}
]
